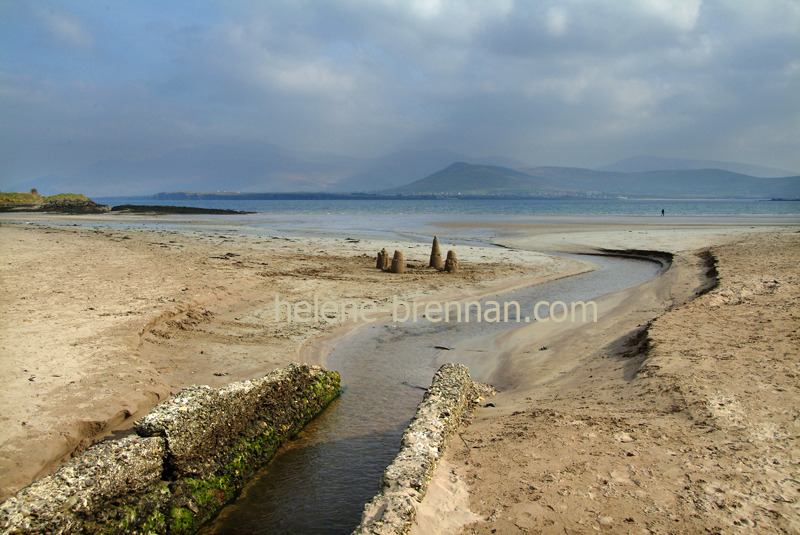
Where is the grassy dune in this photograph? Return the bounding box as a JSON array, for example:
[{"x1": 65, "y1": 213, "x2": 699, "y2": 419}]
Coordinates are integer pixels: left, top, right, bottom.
[{"x1": 0, "y1": 191, "x2": 90, "y2": 205}]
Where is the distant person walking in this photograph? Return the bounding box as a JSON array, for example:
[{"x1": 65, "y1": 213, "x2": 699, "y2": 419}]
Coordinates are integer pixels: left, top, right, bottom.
[{"x1": 661, "y1": 209, "x2": 665, "y2": 216}]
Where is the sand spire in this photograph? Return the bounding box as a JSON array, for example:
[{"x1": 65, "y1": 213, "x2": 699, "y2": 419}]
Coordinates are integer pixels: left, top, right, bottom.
[{"x1": 429, "y1": 236, "x2": 444, "y2": 269}]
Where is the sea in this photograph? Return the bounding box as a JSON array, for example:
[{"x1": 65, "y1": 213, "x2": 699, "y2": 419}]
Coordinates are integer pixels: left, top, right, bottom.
[{"x1": 95, "y1": 197, "x2": 800, "y2": 217}]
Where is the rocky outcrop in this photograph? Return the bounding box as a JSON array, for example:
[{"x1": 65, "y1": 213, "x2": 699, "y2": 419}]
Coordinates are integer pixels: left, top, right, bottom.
[
  {"x1": 0, "y1": 364, "x2": 341, "y2": 535},
  {"x1": 38, "y1": 199, "x2": 110, "y2": 214},
  {"x1": 353, "y1": 364, "x2": 478, "y2": 535},
  {"x1": 110, "y1": 205, "x2": 250, "y2": 215}
]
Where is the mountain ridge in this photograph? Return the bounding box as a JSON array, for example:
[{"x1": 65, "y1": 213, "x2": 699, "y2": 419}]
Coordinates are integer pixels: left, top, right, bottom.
[
  {"x1": 5, "y1": 144, "x2": 798, "y2": 198},
  {"x1": 390, "y1": 162, "x2": 800, "y2": 199},
  {"x1": 597, "y1": 155, "x2": 797, "y2": 178}
]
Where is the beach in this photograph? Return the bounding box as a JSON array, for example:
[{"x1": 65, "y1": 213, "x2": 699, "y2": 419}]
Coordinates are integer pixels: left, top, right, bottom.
[
  {"x1": 0, "y1": 213, "x2": 798, "y2": 533},
  {"x1": 0, "y1": 215, "x2": 580, "y2": 502}
]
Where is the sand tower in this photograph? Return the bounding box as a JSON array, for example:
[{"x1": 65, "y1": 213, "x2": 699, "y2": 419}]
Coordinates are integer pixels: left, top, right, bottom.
[
  {"x1": 429, "y1": 236, "x2": 444, "y2": 270},
  {"x1": 445, "y1": 250, "x2": 458, "y2": 273},
  {"x1": 390, "y1": 250, "x2": 406, "y2": 273}
]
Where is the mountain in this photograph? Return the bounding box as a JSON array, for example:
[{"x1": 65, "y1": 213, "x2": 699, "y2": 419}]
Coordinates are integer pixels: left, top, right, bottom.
[
  {"x1": 329, "y1": 149, "x2": 526, "y2": 192},
  {"x1": 386, "y1": 162, "x2": 552, "y2": 195},
  {"x1": 390, "y1": 162, "x2": 800, "y2": 199},
  {"x1": 598, "y1": 156, "x2": 797, "y2": 178}
]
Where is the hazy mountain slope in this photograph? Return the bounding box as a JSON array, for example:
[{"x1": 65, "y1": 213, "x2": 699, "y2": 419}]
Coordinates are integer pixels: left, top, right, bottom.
[
  {"x1": 330, "y1": 149, "x2": 527, "y2": 192},
  {"x1": 388, "y1": 162, "x2": 553, "y2": 195},
  {"x1": 394, "y1": 163, "x2": 800, "y2": 198},
  {"x1": 598, "y1": 156, "x2": 797, "y2": 178},
  {"x1": 522, "y1": 167, "x2": 800, "y2": 198}
]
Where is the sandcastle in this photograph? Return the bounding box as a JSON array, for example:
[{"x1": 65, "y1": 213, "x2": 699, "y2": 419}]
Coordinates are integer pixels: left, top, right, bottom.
[
  {"x1": 376, "y1": 247, "x2": 389, "y2": 270},
  {"x1": 390, "y1": 250, "x2": 405, "y2": 273},
  {"x1": 375, "y1": 239, "x2": 458, "y2": 275},
  {"x1": 445, "y1": 250, "x2": 458, "y2": 273},
  {"x1": 429, "y1": 236, "x2": 444, "y2": 270}
]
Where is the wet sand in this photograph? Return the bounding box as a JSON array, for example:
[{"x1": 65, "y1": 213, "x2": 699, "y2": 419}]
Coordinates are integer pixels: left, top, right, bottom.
[{"x1": 1, "y1": 213, "x2": 798, "y2": 534}]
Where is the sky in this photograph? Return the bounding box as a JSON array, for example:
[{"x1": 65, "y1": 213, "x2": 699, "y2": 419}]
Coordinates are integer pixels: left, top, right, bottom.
[{"x1": 1, "y1": 0, "x2": 799, "y2": 190}]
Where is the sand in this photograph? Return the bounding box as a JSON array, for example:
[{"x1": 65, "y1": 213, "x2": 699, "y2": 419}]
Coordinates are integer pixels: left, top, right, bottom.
[
  {"x1": 414, "y1": 228, "x2": 800, "y2": 534},
  {"x1": 0, "y1": 217, "x2": 580, "y2": 501},
  {"x1": 1, "y1": 213, "x2": 798, "y2": 534}
]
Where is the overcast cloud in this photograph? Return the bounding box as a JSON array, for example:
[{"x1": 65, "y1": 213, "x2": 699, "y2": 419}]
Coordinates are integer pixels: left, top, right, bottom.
[{"x1": 1, "y1": 0, "x2": 799, "y2": 188}]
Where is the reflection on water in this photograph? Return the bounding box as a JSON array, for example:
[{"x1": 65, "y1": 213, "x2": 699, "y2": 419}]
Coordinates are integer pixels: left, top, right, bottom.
[{"x1": 207, "y1": 254, "x2": 662, "y2": 534}]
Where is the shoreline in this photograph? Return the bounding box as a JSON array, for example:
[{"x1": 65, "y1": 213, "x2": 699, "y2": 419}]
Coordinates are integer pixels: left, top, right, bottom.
[{"x1": 1, "y1": 214, "x2": 798, "y2": 532}]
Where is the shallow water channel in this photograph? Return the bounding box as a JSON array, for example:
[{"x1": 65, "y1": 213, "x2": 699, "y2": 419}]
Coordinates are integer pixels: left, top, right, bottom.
[{"x1": 206, "y1": 253, "x2": 663, "y2": 534}]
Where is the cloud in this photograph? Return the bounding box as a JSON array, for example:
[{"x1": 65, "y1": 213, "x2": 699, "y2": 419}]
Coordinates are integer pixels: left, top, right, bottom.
[
  {"x1": 641, "y1": 0, "x2": 701, "y2": 31},
  {"x1": 1, "y1": 0, "x2": 799, "y2": 192},
  {"x1": 545, "y1": 6, "x2": 569, "y2": 36},
  {"x1": 33, "y1": 6, "x2": 92, "y2": 50}
]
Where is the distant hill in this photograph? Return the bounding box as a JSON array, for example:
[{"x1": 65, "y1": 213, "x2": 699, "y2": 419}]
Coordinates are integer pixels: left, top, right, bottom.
[
  {"x1": 385, "y1": 162, "x2": 557, "y2": 196},
  {"x1": 597, "y1": 156, "x2": 797, "y2": 178},
  {"x1": 390, "y1": 162, "x2": 800, "y2": 199},
  {"x1": 329, "y1": 149, "x2": 526, "y2": 192}
]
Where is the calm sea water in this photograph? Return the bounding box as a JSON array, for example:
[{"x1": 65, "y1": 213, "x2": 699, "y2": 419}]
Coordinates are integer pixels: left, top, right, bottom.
[{"x1": 95, "y1": 197, "x2": 800, "y2": 216}]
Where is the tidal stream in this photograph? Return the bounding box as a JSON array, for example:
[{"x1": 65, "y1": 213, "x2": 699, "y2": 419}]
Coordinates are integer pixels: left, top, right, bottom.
[{"x1": 206, "y1": 252, "x2": 663, "y2": 534}]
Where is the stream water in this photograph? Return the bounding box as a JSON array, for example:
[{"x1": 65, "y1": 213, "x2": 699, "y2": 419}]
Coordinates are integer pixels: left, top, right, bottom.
[{"x1": 206, "y1": 253, "x2": 663, "y2": 534}]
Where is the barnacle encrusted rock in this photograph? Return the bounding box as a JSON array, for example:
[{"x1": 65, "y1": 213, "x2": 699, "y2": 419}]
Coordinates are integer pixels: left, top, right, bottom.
[
  {"x1": 0, "y1": 436, "x2": 166, "y2": 534},
  {"x1": 353, "y1": 363, "x2": 477, "y2": 535},
  {"x1": 0, "y1": 364, "x2": 341, "y2": 535}
]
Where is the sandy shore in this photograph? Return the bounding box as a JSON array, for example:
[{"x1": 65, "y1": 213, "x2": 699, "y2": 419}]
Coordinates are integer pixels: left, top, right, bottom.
[
  {"x1": 0, "y1": 216, "x2": 581, "y2": 501},
  {"x1": 1, "y1": 213, "x2": 798, "y2": 534},
  {"x1": 414, "y1": 227, "x2": 800, "y2": 534}
]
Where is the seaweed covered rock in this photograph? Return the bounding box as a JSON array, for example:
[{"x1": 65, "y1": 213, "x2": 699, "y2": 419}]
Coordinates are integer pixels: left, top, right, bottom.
[
  {"x1": 0, "y1": 436, "x2": 166, "y2": 534},
  {"x1": 135, "y1": 364, "x2": 340, "y2": 479},
  {"x1": 0, "y1": 364, "x2": 341, "y2": 535},
  {"x1": 39, "y1": 198, "x2": 110, "y2": 214}
]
